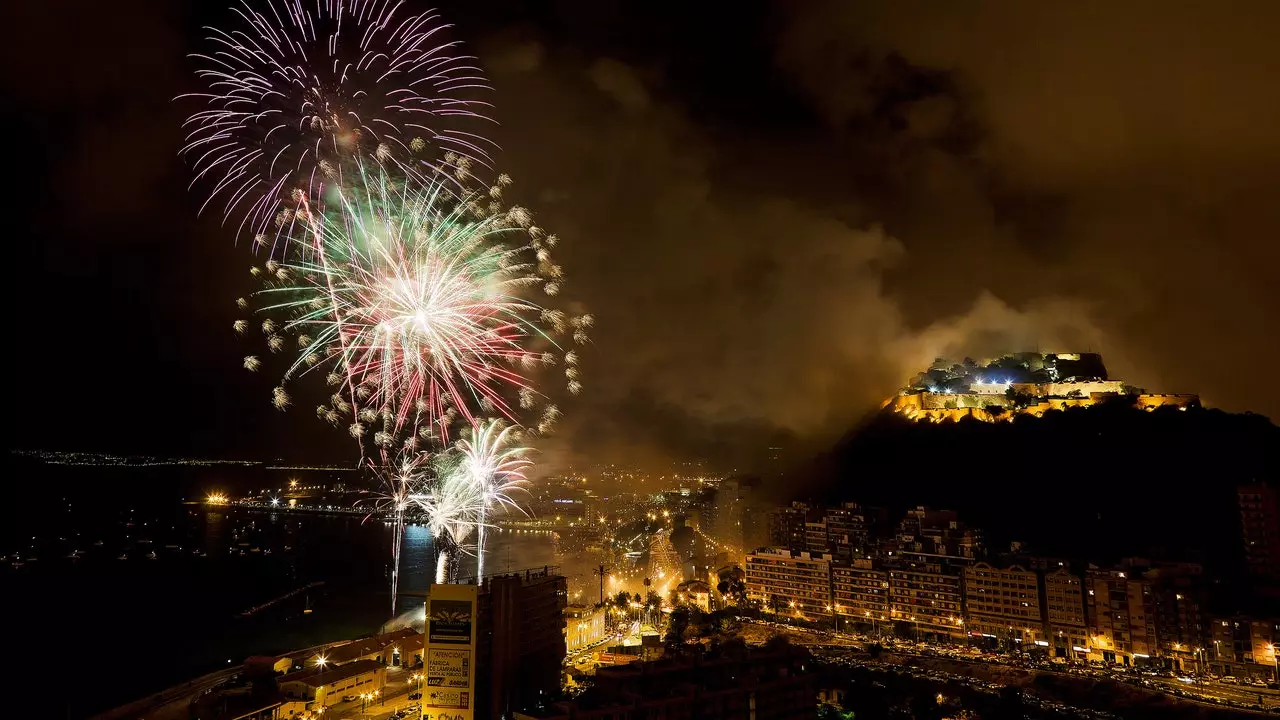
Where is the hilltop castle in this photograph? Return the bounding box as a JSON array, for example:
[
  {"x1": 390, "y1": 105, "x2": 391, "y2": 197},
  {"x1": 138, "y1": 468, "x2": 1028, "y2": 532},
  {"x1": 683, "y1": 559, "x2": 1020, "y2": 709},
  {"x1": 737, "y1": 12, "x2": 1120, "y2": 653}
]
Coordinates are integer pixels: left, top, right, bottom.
[{"x1": 883, "y1": 352, "x2": 1198, "y2": 423}]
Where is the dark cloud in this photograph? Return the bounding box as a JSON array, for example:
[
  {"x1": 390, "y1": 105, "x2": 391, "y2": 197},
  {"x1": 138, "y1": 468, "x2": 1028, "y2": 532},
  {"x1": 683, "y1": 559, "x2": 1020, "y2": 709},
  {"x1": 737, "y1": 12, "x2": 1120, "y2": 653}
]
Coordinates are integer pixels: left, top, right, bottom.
[
  {"x1": 5, "y1": 1, "x2": 1276, "y2": 468},
  {"x1": 777, "y1": 0, "x2": 1280, "y2": 411}
]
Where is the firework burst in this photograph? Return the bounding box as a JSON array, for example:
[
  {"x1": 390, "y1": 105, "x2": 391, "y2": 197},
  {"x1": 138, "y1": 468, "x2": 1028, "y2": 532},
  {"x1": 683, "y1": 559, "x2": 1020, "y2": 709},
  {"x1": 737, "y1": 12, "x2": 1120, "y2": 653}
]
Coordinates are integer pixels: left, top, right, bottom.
[
  {"x1": 450, "y1": 419, "x2": 531, "y2": 579},
  {"x1": 413, "y1": 451, "x2": 485, "y2": 583},
  {"x1": 180, "y1": 0, "x2": 494, "y2": 244},
  {"x1": 239, "y1": 163, "x2": 588, "y2": 446}
]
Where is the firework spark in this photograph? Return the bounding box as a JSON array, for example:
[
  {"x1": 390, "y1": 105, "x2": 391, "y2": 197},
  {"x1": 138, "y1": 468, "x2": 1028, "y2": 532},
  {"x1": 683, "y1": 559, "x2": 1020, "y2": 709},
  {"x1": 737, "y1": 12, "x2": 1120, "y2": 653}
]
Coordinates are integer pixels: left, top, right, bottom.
[{"x1": 180, "y1": 0, "x2": 494, "y2": 244}]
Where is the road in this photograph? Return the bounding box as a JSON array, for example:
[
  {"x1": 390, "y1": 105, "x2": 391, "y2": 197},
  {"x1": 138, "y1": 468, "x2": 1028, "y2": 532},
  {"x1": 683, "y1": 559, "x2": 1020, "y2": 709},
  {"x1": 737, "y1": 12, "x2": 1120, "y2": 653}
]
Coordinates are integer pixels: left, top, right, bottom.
[
  {"x1": 1151, "y1": 677, "x2": 1279, "y2": 709},
  {"x1": 322, "y1": 667, "x2": 423, "y2": 720},
  {"x1": 742, "y1": 619, "x2": 1280, "y2": 715}
]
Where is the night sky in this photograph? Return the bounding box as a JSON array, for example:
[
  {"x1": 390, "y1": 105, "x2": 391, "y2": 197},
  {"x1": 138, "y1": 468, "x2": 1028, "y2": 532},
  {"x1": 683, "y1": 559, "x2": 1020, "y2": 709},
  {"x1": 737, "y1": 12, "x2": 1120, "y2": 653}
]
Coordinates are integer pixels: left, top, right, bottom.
[{"x1": 5, "y1": 1, "x2": 1279, "y2": 468}]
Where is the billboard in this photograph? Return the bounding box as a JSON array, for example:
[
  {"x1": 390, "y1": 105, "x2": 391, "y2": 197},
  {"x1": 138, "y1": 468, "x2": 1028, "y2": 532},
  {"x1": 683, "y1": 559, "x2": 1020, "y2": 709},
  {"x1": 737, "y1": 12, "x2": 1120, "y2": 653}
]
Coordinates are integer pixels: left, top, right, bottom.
[{"x1": 423, "y1": 584, "x2": 477, "y2": 720}]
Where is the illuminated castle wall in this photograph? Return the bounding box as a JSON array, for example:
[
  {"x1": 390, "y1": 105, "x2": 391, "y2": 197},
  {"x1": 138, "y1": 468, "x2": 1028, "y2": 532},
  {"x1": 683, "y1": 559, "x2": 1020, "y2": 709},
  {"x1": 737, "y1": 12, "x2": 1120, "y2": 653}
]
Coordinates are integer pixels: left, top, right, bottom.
[{"x1": 885, "y1": 353, "x2": 1199, "y2": 424}]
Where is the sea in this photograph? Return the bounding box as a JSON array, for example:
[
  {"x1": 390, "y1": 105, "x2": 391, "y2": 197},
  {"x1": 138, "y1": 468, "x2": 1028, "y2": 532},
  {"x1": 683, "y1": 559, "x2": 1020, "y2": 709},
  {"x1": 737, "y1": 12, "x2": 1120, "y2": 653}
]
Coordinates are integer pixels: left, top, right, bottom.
[{"x1": 2, "y1": 457, "x2": 559, "y2": 719}]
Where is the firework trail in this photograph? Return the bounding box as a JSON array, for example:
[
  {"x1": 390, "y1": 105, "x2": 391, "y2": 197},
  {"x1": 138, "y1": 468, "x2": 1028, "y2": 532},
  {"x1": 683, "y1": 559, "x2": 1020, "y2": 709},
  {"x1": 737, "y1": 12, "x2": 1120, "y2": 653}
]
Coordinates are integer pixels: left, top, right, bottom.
[
  {"x1": 451, "y1": 419, "x2": 531, "y2": 579},
  {"x1": 358, "y1": 451, "x2": 427, "y2": 612},
  {"x1": 180, "y1": 0, "x2": 494, "y2": 246},
  {"x1": 238, "y1": 163, "x2": 590, "y2": 446}
]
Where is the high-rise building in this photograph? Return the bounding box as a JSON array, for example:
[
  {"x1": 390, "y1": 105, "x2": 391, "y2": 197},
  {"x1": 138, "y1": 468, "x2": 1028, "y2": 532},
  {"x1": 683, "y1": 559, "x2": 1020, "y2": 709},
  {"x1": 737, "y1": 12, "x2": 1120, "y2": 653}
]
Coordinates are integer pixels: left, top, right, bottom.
[
  {"x1": 1249, "y1": 618, "x2": 1279, "y2": 680},
  {"x1": 887, "y1": 554, "x2": 967, "y2": 641},
  {"x1": 477, "y1": 567, "x2": 568, "y2": 719},
  {"x1": 715, "y1": 476, "x2": 764, "y2": 551},
  {"x1": 564, "y1": 605, "x2": 607, "y2": 653},
  {"x1": 1206, "y1": 615, "x2": 1280, "y2": 679},
  {"x1": 745, "y1": 548, "x2": 833, "y2": 619},
  {"x1": 831, "y1": 559, "x2": 889, "y2": 631},
  {"x1": 768, "y1": 502, "x2": 873, "y2": 560},
  {"x1": 963, "y1": 563, "x2": 1044, "y2": 648},
  {"x1": 1042, "y1": 567, "x2": 1089, "y2": 660},
  {"x1": 767, "y1": 502, "x2": 810, "y2": 551},
  {"x1": 1239, "y1": 483, "x2": 1280, "y2": 582},
  {"x1": 804, "y1": 522, "x2": 828, "y2": 555},
  {"x1": 823, "y1": 503, "x2": 868, "y2": 559},
  {"x1": 1140, "y1": 563, "x2": 1209, "y2": 671},
  {"x1": 1085, "y1": 568, "x2": 1157, "y2": 666},
  {"x1": 894, "y1": 507, "x2": 983, "y2": 559}
]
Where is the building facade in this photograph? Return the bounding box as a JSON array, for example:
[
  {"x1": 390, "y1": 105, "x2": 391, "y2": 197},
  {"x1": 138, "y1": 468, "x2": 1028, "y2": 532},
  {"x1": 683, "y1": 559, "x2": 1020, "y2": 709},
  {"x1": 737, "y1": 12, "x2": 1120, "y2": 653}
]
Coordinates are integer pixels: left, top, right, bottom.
[
  {"x1": 565, "y1": 604, "x2": 607, "y2": 653},
  {"x1": 1085, "y1": 569, "x2": 1158, "y2": 665},
  {"x1": 887, "y1": 555, "x2": 966, "y2": 641},
  {"x1": 478, "y1": 568, "x2": 569, "y2": 719},
  {"x1": 831, "y1": 559, "x2": 889, "y2": 631},
  {"x1": 1240, "y1": 483, "x2": 1280, "y2": 582},
  {"x1": 279, "y1": 659, "x2": 386, "y2": 707},
  {"x1": 1042, "y1": 567, "x2": 1089, "y2": 660},
  {"x1": 767, "y1": 503, "x2": 809, "y2": 551},
  {"x1": 745, "y1": 548, "x2": 833, "y2": 620},
  {"x1": 963, "y1": 563, "x2": 1043, "y2": 648},
  {"x1": 1206, "y1": 615, "x2": 1280, "y2": 679}
]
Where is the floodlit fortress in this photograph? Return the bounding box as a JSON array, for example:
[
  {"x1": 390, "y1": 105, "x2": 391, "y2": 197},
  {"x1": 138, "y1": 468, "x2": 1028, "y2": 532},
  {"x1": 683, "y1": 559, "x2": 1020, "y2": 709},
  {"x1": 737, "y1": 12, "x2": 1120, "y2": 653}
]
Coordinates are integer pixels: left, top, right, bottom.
[{"x1": 884, "y1": 352, "x2": 1199, "y2": 423}]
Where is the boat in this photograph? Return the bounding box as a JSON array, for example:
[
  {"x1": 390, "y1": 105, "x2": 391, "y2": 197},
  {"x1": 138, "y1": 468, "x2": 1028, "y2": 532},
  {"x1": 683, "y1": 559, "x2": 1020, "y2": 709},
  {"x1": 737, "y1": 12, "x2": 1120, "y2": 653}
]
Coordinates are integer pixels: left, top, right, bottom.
[
  {"x1": 146, "y1": 551, "x2": 157, "y2": 560},
  {"x1": 67, "y1": 550, "x2": 83, "y2": 559},
  {"x1": 303, "y1": 595, "x2": 313, "y2": 614},
  {"x1": 117, "y1": 554, "x2": 128, "y2": 560},
  {"x1": 93, "y1": 540, "x2": 104, "y2": 547}
]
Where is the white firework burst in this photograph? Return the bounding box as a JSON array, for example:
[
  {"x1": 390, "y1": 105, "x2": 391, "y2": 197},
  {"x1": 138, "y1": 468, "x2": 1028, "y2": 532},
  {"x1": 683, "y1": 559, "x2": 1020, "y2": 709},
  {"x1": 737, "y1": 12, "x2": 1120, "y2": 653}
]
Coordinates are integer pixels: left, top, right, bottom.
[{"x1": 179, "y1": 0, "x2": 495, "y2": 242}]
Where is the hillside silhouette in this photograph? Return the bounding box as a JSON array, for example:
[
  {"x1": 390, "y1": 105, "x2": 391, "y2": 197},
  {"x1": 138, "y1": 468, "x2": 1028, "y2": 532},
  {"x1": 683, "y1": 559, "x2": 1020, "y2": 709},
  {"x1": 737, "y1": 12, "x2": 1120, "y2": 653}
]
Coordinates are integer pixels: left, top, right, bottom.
[{"x1": 803, "y1": 402, "x2": 1278, "y2": 577}]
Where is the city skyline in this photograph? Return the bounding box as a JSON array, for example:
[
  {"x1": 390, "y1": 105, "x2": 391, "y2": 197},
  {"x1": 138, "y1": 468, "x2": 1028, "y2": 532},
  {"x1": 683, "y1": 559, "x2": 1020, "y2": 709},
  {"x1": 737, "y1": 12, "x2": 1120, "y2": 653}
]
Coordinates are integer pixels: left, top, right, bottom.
[
  {"x1": 8, "y1": 3, "x2": 1280, "y2": 719},
  {"x1": 7, "y1": 1, "x2": 1280, "y2": 469}
]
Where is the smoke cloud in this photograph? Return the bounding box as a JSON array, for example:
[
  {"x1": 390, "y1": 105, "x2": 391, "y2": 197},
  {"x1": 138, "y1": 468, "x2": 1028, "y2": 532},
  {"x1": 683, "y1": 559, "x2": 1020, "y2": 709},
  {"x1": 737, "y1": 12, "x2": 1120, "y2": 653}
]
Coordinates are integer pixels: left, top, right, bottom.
[{"x1": 479, "y1": 17, "x2": 1158, "y2": 470}]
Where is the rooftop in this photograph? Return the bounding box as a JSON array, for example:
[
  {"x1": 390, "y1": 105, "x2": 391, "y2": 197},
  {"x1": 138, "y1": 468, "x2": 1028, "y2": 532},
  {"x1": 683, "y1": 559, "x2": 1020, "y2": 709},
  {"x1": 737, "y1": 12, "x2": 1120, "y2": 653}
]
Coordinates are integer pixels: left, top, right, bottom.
[
  {"x1": 283, "y1": 659, "x2": 384, "y2": 688},
  {"x1": 321, "y1": 628, "x2": 420, "y2": 665}
]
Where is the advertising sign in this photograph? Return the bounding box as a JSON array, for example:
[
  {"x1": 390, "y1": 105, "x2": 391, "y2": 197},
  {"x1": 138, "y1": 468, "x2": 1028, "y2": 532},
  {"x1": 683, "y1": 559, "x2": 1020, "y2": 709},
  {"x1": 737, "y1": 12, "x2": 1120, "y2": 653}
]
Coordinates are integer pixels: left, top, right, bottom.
[
  {"x1": 428, "y1": 600, "x2": 474, "y2": 644},
  {"x1": 426, "y1": 648, "x2": 471, "y2": 688},
  {"x1": 423, "y1": 584, "x2": 477, "y2": 720}
]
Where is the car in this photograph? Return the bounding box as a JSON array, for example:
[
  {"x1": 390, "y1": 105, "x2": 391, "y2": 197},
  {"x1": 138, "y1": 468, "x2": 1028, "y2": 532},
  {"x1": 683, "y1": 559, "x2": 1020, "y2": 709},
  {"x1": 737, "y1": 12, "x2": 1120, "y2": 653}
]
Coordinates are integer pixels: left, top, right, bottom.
[
  {"x1": 343, "y1": 695, "x2": 358, "y2": 702},
  {"x1": 408, "y1": 692, "x2": 422, "y2": 700}
]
